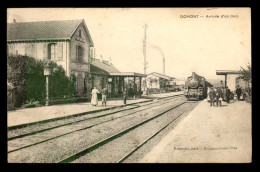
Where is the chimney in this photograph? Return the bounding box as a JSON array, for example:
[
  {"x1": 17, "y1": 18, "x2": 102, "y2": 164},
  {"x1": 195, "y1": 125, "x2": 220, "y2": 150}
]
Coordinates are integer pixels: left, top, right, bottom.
[
  {"x1": 163, "y1": 58, "x2": 165, "y2": 75},
  {"x1": 192, "y1": 72, "x2": 196, "y2": 77},
  {"x1": 100, "y1": 55, "x2": 103, "y2": 62},
  {"x1": 109, "y1": 57, "x2": 112, "y2": 65},
  {"x1": 13, "y1": 19, "x2": 16, "y2": 23}
]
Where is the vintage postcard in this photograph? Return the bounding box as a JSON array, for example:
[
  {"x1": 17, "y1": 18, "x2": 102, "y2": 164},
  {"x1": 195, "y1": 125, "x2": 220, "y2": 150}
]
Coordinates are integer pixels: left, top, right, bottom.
[{"x1": 7, "y1": 8, "x2": 251, "y2": 163}]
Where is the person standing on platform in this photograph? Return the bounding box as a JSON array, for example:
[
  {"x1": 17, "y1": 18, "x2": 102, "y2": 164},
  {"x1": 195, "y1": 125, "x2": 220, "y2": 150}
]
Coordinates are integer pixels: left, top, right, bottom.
[
  {"x1": 209, "y1": 87, "x2": 216, "y2": 106},
  {"x1": 123, "y1": 88, "x2": 127, "y2": 106},
  {"x1": 236, "y1": 85, "x2": 242, "y2": 101},
  {"x1": 101, "y1": 87, "x2": 108, "y2": 107},
  {"x1": 91, "y1": 86, "x2": 99, "y2": 106},
  {"x1": 226, "y1": 86, "x2": 231, "y2": 103},
  {"x1": 216, "y1": 87, "x2": 223, "y2": 107},
  {"x1": 207, "y1": 87, "x2": 211, "y2": 102}
]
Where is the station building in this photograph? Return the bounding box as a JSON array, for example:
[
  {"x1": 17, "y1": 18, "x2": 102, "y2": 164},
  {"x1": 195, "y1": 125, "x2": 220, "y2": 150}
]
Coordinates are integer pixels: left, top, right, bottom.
[
  {"x1": 7, "y1": 19, "x2": 147, "y2": 99},
  {"x1": 7, "y1": 19, "x2": 94, "y2": 97}
]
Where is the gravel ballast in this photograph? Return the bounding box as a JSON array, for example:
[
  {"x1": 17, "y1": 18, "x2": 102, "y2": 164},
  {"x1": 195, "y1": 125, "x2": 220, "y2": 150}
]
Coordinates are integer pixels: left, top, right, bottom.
[
  {"x1": 8, "y1": 97, "x2": 185, "y2": 152},
  {"x1": 72, "y1": 103, "x2": 196, "y2": 163},
  {"x1": 8, "y1": 98, "x2": 185, "y2": 163}
]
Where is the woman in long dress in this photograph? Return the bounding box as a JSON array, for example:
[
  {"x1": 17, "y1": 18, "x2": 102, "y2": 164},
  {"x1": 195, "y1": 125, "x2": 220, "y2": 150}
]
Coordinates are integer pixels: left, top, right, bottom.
[{"x1": 91, "y1": 86, "x2": 100, "y2": 106}]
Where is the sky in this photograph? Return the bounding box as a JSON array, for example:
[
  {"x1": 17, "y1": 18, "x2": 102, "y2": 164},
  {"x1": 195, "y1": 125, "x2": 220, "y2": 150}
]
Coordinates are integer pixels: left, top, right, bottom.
[{"x1": 7, "y1": 8, "x2": 251, "y2": 82}]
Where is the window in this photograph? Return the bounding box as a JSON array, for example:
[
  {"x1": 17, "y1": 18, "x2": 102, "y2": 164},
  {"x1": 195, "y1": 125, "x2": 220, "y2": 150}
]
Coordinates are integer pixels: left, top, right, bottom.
[
  {"x1": 48, "y1": 43, "x2": 55, "y2": 60},
  {"x1": 57, "y1": 43, "x2": 63, "y2": 60},
  {"x1": 79, "y1": 29, "x2": 82, "y2": 38},
  {"x1": 76, "y1": 45, "x2": 84, "y2": 62}
]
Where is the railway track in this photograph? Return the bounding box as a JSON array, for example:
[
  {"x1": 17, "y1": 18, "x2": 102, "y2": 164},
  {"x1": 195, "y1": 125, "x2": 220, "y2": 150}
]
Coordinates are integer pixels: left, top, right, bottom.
[
  {"x1": 118, "y1": 102, "x2": 198, "y2": 163},
  {"x1": 8, "y1": 95, "x2": 185, "y2": 155},
  {"x1": 69, "y1": 102, "x2": 198, "y2": 163},
  {"x1": 8, "y1": 94, "x2": 184, "y2": 140},
  {"x1": 8, "y1": 97, "x2": 195, "y2": 163}
]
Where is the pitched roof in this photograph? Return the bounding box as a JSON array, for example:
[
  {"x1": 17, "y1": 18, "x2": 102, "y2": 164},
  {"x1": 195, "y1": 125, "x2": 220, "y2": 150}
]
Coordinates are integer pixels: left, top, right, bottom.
[
  {"x1": 148, "y1": 72, "x2": 175, "y2": 80},
  {"x1": 90, "y1": 64, "x2": 110, "y2": 76},
  {"x1": 90, "y1": 58, "x2": 120, "y2": 75},
  {"x1": 7, "y1": 19, "x2": 94, "y2": 45},
  {"x1": 110, "y1": 72, "x2": 147, "y2": 77}
]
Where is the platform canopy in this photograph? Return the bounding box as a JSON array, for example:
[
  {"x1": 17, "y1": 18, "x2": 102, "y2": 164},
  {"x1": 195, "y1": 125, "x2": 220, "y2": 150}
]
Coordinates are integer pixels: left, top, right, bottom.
[
  {"x1": 110, "y1": 72, "x2": 147, "y2": 77},
  {"x1": 216, "y1": 70, "x2": 241, "y2": 75}
]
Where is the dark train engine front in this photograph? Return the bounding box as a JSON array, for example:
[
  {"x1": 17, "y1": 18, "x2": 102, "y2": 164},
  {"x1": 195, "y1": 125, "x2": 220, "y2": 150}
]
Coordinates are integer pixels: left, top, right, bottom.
[{"x1": 184, "y1": 72, "x2": 208, "y2": 101}]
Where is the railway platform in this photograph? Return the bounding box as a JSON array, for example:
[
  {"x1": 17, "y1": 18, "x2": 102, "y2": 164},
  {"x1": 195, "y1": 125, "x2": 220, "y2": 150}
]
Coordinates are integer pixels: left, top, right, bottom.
[
  {"x1": 140, "y1": 99, "x2": 252, "y2": 163},
  {"x1": 7, "y1": 91, "x2": 183, "y2": 128}
]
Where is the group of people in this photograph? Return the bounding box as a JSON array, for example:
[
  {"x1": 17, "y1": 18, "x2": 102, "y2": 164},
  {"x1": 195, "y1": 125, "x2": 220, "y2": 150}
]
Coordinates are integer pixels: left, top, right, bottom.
[
  {"x1": 207, "y1": 85, "x2": 244, "y2": 107},
  {"x1": 208, "y1": 87, "x2": 224, "y2": 107},
  {"x1": 91, "y1": 86, "x2": 128, "y2": 107}
]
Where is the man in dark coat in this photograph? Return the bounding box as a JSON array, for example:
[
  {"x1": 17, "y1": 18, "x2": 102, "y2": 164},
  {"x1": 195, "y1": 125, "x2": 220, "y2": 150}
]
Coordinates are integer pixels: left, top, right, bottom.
[
  {"x1": 215, "y1": 87, "x2": 223, "y2": 107},
  {"x1": 101, "y1": 87, "x2": 108, "y2": 106},
  {"x1": 123, "y1": 88, "x2": 128, "y2": 106},
  {"x1": 226, "y1": 87, "x2": 231, "y2": 103},
  {"x1": 209, "y1": 87, "x2": 216, "y2": 106},
  {"x1": 236, "y1": 85, "x2": 242, "y2": 101}
]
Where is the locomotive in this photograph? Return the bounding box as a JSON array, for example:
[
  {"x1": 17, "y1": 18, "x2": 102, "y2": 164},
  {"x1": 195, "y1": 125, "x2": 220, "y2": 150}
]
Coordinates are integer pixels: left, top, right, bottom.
[{"x1": 184, "y1": 72, "x2": 212, "y2": 101}]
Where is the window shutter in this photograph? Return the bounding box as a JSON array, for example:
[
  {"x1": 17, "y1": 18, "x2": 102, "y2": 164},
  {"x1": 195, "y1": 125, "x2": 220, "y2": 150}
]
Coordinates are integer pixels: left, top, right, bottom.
[
  {"x1": 57, "y1": 43, "x2": 63, "y2": 60},
  {"x1": 43, "y1": 44, "x2": 47, "y2": 59},
  {"x1": 79, "y1": 29, "x2": 82, "y2": 38},
  {"x1": 47, "y1": 44, "x2": 51, "y2": 59},
  {"x1": 82, "y1": 48, "x2": 84, "y2": 62},
  {"x1": 51, "y1": 44, "x2": 55, "y2": 59}
]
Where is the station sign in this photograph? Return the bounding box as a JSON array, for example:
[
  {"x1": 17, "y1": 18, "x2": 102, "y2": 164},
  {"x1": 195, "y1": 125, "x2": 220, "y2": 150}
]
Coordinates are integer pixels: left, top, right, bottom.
[{"x1": 44, "y1": 68, "x2": 51, "y2": 76}]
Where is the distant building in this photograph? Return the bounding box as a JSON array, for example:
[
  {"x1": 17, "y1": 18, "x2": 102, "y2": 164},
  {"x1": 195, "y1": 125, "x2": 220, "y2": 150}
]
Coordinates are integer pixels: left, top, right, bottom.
[
  {"x1": 146, "y1": 72, "x2": 175, "y2": 91},
  {"x1": 7, "y1": 19, "x2": 94, "y2": 96},
  {"x1": 174, "y1": 79, "x2": 185, "y2": 91}
]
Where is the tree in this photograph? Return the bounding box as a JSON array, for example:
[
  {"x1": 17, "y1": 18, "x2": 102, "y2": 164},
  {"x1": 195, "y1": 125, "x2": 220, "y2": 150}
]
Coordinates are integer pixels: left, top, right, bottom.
[
  {"x1": 7, "y1": 55, "x2": 77, "y2": 107},
  {"x1": 240, "y1": 64, "x2": 251, "y2": 82},
  {"x1": 26, "y1": 57, "x2": 46, "y2": 103},
  {"x1": 7, "y1": 55, "x2": 28, "y2": 106},
  {"x1": 240, "y1": 64, "x2": 252, "y2": 102}
]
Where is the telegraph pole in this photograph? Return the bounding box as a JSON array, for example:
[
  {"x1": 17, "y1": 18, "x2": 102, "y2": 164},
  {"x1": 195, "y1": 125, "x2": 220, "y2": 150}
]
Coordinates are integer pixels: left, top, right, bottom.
[
  {"x1": 143, "y1": 24, "x2": 148, "y2": 74},
  {"x1": 142, "y1": 24, "x2": 148, "y2": 95}
]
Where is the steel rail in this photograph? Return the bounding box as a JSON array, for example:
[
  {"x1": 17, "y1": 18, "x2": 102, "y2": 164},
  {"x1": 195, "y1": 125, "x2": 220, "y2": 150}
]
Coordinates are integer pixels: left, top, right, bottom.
[
  {"x1": 58, "y1": 101, "x2": 187, "y2": 163},
  {"x1": 8, "y1": 95, "x2": 184, "y2": 141},
  {"x1": 8, "y1": 97, "x2": 185, "y2": 153},
  {"x1": 116, "y1": 110, "x2": 188, "y2": 163}
]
